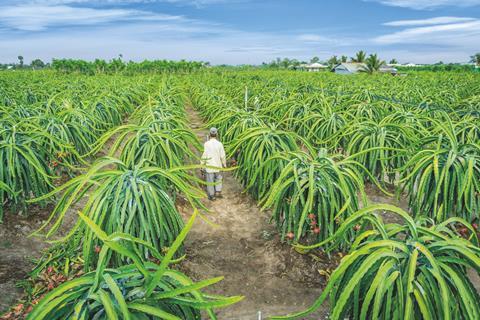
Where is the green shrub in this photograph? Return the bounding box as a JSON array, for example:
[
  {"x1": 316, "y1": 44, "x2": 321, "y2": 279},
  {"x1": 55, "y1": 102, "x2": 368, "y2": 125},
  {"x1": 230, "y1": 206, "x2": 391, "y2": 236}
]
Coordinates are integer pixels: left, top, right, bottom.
[{"x1": 274, "y1": 204, "x2": 480, "y2": 320}]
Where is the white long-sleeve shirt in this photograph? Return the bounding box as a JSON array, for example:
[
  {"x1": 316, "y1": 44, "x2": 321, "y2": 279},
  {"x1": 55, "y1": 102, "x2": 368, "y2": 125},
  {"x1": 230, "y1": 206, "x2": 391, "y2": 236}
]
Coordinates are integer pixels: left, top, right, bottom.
[{"x1": 201, "y1": 138, "x2": 226, "y2": 173}]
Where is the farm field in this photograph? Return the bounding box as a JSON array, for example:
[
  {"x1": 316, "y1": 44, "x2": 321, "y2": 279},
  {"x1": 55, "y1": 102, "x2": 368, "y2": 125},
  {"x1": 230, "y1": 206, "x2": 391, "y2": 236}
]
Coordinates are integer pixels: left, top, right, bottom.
[{"x1": 1, "y1": 69, "x2": 480, "y2": 319}]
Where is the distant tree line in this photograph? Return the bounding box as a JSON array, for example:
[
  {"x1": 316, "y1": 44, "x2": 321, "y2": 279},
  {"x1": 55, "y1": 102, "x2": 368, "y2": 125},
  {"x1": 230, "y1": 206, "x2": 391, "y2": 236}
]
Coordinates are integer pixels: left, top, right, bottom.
[
  {"x1": 401, "y1": 53, "x2": 478, "y2": 72},
  {"x1": 0, "y1": 55, "x2": 207, "y2": 74},
  {"x1": 261, "y1": 51, "x2": 387, "y2": 71},
  {"x1": 261, "y1": 51, "x2": 480, "y2": 73},
  {"x1": 261, "y1": 57, "x2": 307, "y2": 69},
  {"x1": 398, "y1": 63, "x2": 476, "y2": 72},
  {"x1": 51, "y1": 58, "x2": 206, "y2": 74},
  {"x1": 0, "y1": 55, "x2": 47, "y2": 70}
]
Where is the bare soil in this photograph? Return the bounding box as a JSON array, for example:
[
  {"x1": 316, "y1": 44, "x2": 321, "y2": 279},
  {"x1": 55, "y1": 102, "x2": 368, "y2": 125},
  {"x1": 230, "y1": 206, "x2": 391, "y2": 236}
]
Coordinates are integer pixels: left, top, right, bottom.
[
  {"x1": 0, "y1": 144, "x2": 115, "y2": 315},
  {"x1": 177, "y1": 105, "x2": 334, "y2": 319},
  {"x1": 0, "y1": 199, "x2": 85, "y2": 315},
  {"x1": 177, "y1": 173, "x2": 336, "y2": 319},
  {"x1": 1, "y1": 103, "x2": 478, "y2": 319},
  {"x1": 179, "y1": 105, "x2": 480, "y2": 319},
  {"x1": 0, "y1": 205, "x2": 52, "y2": 313}
]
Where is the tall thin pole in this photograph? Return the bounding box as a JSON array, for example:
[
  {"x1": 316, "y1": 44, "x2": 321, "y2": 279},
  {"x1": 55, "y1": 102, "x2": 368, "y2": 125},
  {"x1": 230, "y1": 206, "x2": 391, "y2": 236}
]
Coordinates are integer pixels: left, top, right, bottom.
[{"x1": 244, "y1": 86, "x2": 248, "y2": 109}]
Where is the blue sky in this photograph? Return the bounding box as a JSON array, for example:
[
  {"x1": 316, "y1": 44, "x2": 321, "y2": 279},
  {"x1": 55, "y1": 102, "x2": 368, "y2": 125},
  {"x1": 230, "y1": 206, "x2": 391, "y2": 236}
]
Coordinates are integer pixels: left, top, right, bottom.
[{"x1": 0, "y1": 0, "x2": 479, "y2": 64}]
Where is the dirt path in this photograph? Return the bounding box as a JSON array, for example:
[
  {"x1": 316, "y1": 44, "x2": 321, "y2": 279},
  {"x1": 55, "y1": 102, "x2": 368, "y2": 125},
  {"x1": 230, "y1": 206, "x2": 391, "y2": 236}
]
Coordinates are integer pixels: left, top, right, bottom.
[
  {"x1": 2, "y1": 101, "x2": 477, "y2": 318},
  {"x1": 0, "y1": 200, "x2": 82, "y2": 314},
  {"x1": 0, "y1": 206, "x2": 50, "y2": 313},
  {"x1": 178, "y1": 105, "x2": 332, "y2": 319}
]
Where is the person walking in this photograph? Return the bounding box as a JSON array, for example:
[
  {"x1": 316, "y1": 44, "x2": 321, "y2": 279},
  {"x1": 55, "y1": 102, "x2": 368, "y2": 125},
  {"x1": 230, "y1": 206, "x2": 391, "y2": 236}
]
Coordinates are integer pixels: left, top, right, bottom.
[{"x1": 201, "y1": 127, "x2": 227, "y2": 201}]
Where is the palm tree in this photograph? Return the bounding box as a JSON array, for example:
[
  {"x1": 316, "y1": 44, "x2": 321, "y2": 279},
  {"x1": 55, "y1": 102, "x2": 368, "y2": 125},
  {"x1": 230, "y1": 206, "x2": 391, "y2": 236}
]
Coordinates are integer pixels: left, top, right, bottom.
[
  {"x1": 17, "y1": 55, "x2": 24, "y2": 68},
  {"x1": 389, "y1": 58, "x2": 398, "y2": 64},
  {"x1": 341, "y1": 55, "x2": 348, "y2": 63},
  {"x1": 470, "y1": 53, "x2": 480, "y2": 66},
  {"x1": 327, "y1": 55, "x2": 340, "y2": 68},
  {"x1": 351, "y1": 50, "x2": 366, "y2": 63},
  {"x1": 361, "y1": 54, "x2": 385, "y2": 74}
]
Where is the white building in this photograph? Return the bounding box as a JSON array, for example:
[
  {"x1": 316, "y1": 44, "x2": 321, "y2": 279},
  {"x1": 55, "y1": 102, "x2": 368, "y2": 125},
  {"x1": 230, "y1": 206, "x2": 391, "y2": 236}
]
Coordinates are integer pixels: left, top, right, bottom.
[
  {"x1": 332, "y1": 63, "x2": 367, "y2": 74},
  {"x1": 403, "y1": 63, "x2": 423, "y2": 67},
  {"x1": 305, "y1": 62, "x2": 328, "y2": 72},
  {"x1": 379, "y1": 65, "x2": 398, "y2": 75}
]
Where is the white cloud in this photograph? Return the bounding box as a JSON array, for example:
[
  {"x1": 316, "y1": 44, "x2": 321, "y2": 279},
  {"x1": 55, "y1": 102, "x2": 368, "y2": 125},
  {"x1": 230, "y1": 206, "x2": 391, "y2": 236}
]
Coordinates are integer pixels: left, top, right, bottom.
[
  {"x1": 370, "y1": 48, "x2": 471, "y2": 64},
  {"x1": 23, "y1": 0, "x2": 242, "y2": 5},
  {"x1": 368, "y1": 0, "x2": 480, "y2": 9},
  {"x1": 297, "y1": 33, "x2": 357, "y2": 47},
  {"x1": 0, "y1": 4, "x2": 183, "y2": 31},
  {"x1": 0, "y1": 26, "x2": 309, "y2": 64},
  {"x1": 0, "y1": 3, "x2": 340, "y2": 64},
  {"x1": 372, "y1": 16, "x2": 480, "y2": 63},
  {"x1": 0, "y1": 16, "x2": 474, "y2": 64},
  {"x1": 162, "y1": 0, "x2": 244, "y2": 4},
  {"x1": 384, "y1": 16, "x2": 476, "y2": 26},
  {"x1": 298, "y1": 34, "x2": 330, "y2": 43},
  {"x1": 374, "y1": 19, "x2": 480, "y2": 45},
  {"x1": 0, "y1": 1, "x2": 476, "y2": 64}
]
